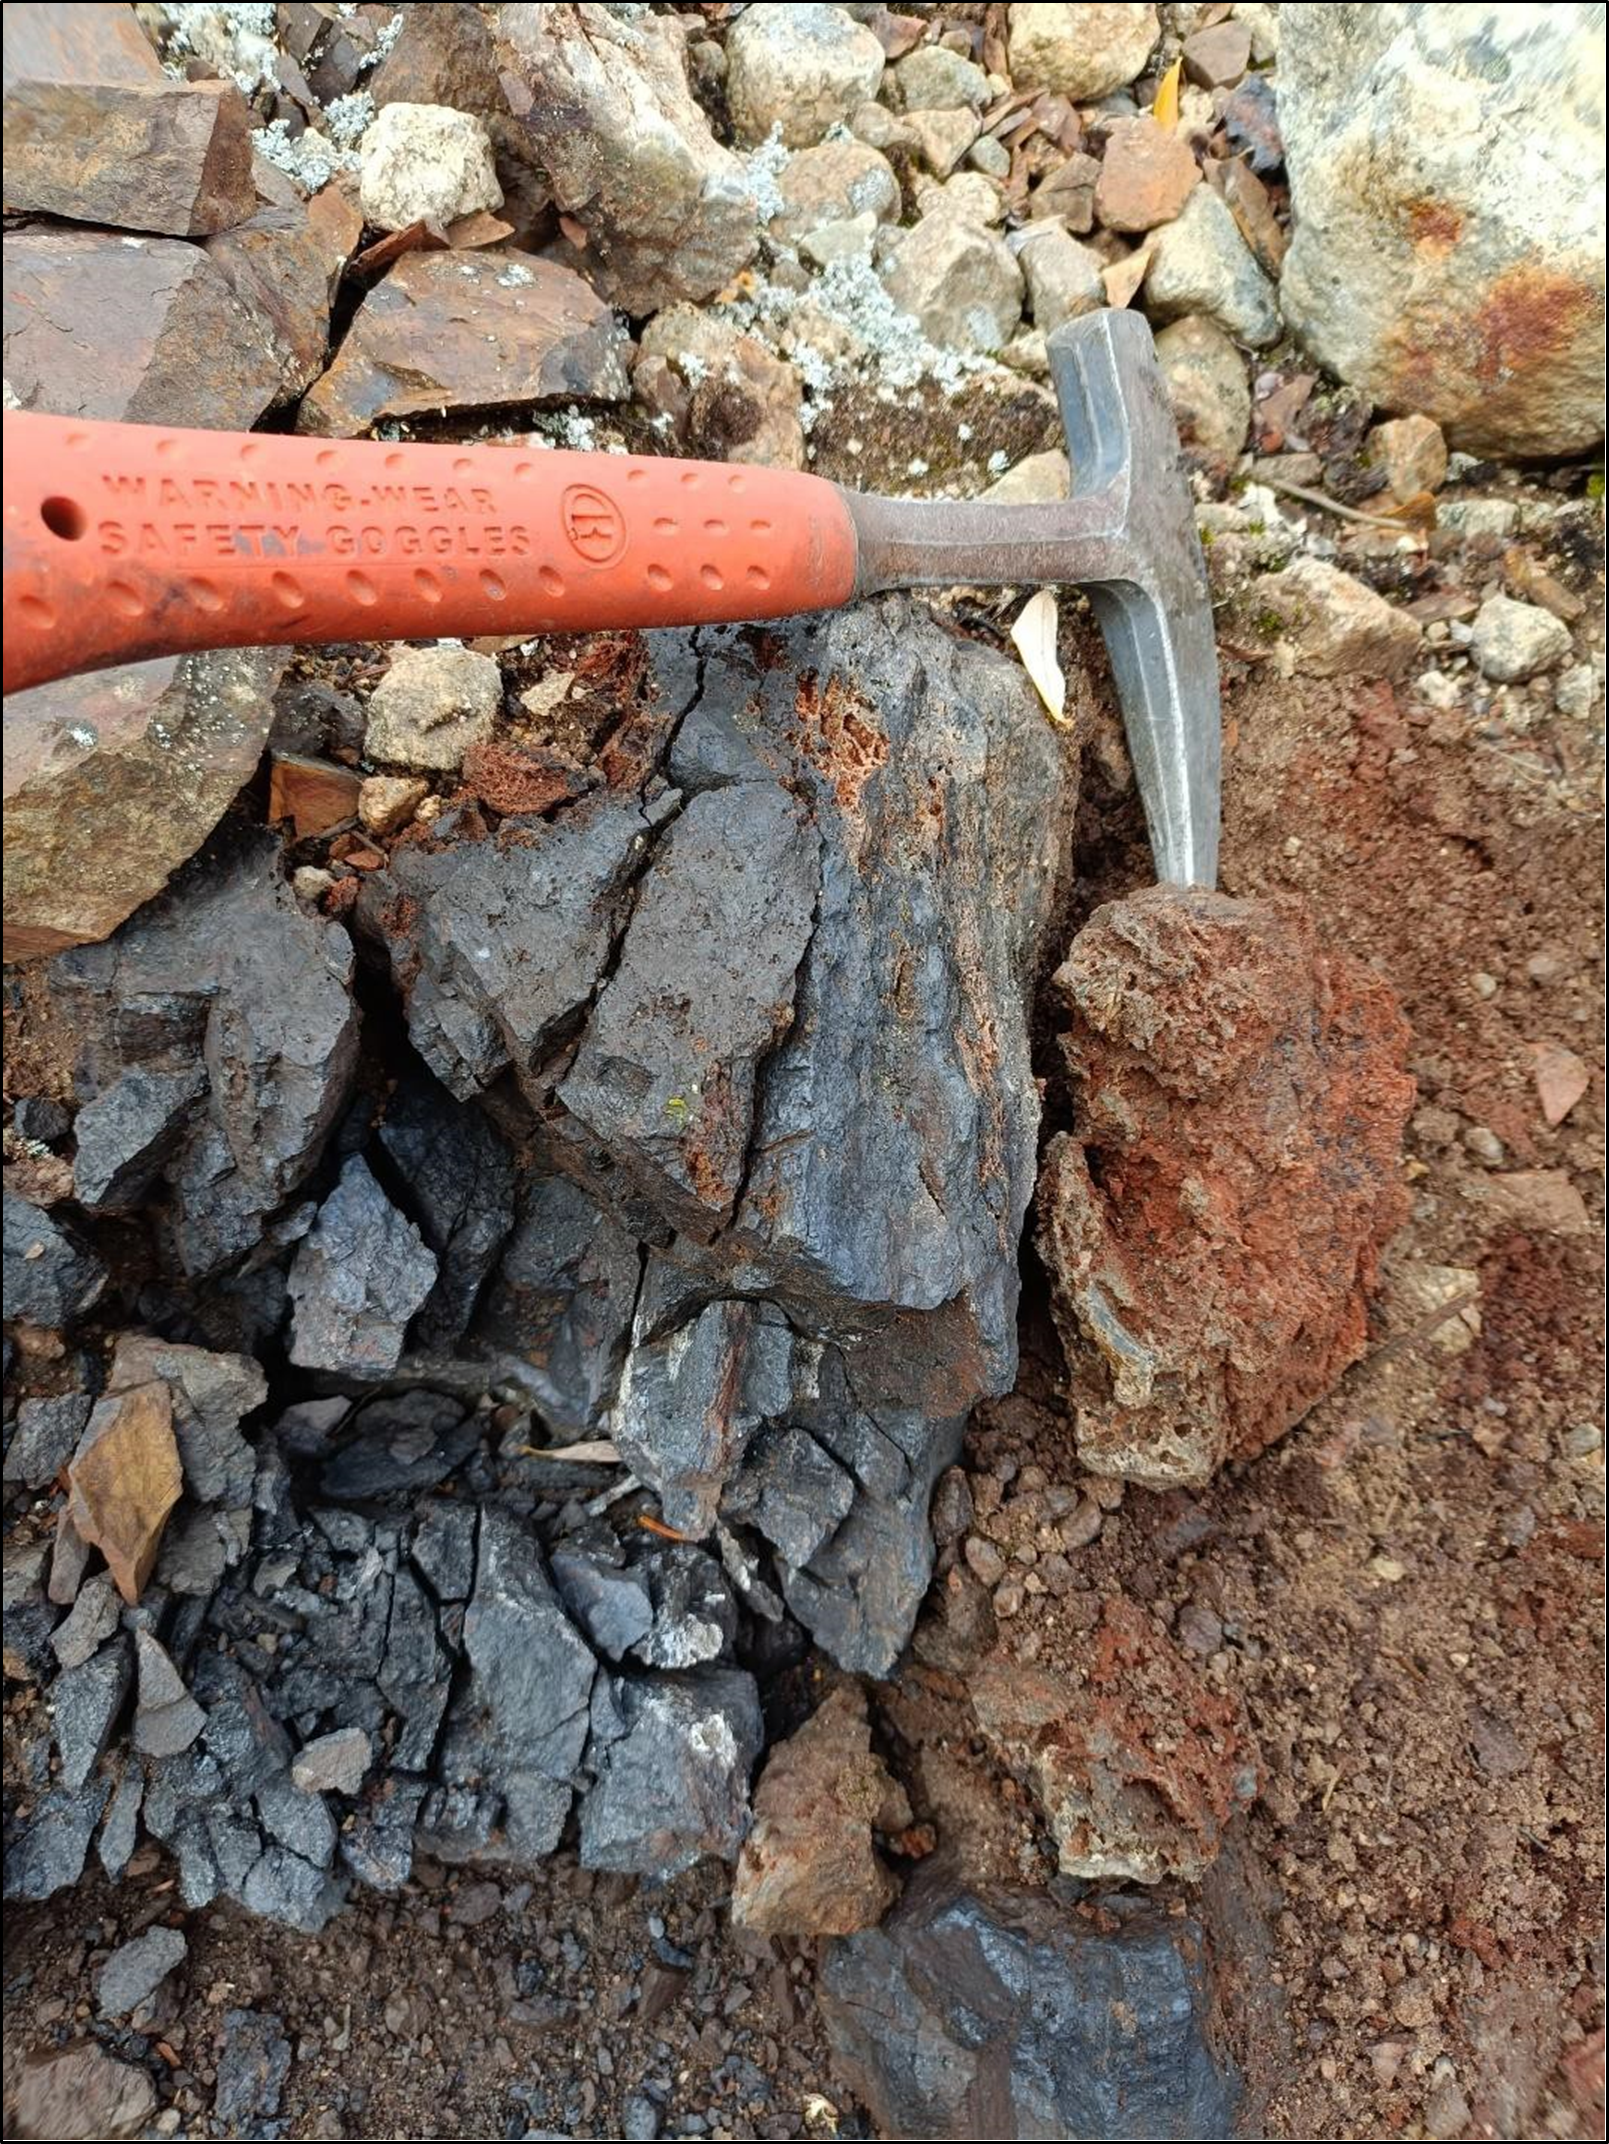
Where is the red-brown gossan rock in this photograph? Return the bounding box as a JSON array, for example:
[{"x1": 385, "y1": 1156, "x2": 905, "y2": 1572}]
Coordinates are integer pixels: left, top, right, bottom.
[
  {"x1": 731, "y1": 1682, "x2": 911, "y2": 1936},
  {"x1": 971, "y1": 1595, "x2": 1259, "y2": 1883},
  {"x1": 1035, "y1": 883, "x2": 1414, "y2": 1488}
]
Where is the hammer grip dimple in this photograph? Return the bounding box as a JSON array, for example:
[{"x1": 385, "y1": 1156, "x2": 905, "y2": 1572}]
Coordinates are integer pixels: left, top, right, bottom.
[{"x1": 1, "y1": 412, "x2": 861, "y2": 695}]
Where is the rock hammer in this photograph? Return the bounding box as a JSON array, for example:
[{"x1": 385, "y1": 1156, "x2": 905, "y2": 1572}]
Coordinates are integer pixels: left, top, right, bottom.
[{"x1": 2, "y1": 311, "x2": 1219, "y2": 885}]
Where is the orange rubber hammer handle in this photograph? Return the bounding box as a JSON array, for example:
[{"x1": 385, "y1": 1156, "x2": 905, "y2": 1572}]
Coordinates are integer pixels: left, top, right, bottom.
[{"x1": 2, "y1": 411, "x2": 861, "y2": 696}]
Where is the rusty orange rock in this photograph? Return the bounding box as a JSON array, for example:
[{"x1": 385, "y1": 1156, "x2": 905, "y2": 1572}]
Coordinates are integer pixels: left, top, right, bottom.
[
  {"x1": 1036, "y1": 884, "x2": 1414, "y2": 1488},
  {"x1": 972, "y1": 1596, "x2": 1259, "y2": 1883},
  {"x1": 732, "y1": 1683, "x2": 911, "y2": 1936}
]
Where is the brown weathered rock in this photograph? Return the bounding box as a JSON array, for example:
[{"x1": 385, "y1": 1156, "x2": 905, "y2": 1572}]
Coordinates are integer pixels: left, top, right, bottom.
[
  {"x1": 1181, "y1": 19, "x2": 1252, "y2": 87},
  {"x1": 2, "y1": 228, "x2": 283, "y2": 427},
  {"x1": 1036, "y1": 885, "x2": 1413, "y2": 1486},
  {"x1": 203, "y1": 164, "x2": 361, "y2": 401},
  {"x1": 497, "y1": 3, "x2": 758, "y2": 313},
  {"x1": 296, "y1": 248, "x2": 629, "y2": 435},
  {"x1": 971, "y1": 1597, "x2": 1260, "y2": 1882},
  {"x1": 635, "y1": 306, "x2": 806, "y2": 469},
  {"x1": 370, "y1": 0, "x2": 504, "y2": 113},
  {"x1": 732, "y1": 1684, "x2": 911, "y2": 1935},
  {"x1": 267, "y1": 755, "x2": 362, "y2": 839},
  {"x1": 1093, "y1": 115, "x2": 1199, "y2": 234},
  {"x1": 1364, "y1": 412, "x2": 1448, "y2": 506},
  {"x1": 4, "y1": 2038, "x2": 157, "y2": 2144},
  {"x1": 65, "y1": 1382, "x2": 183, "y2": 1606},
  {"x1": 1027, "y1": 151, "x2": 1101, "y2": 233},
  {"x1": 2, "y1": 77, "x2": 256, "y2": 235},
  {"x1": 1248, "y1": 557, "x2": 1423, "y2": 680},
  {"x1": 2, "y1": 1, "x2": 163, "y2": 89},
  {"x1": 3, "y1": 650, "x2": 286, "y2": 961},
  {"x1": 358, "y1": 774, "x2": 430, "y2": 836}
]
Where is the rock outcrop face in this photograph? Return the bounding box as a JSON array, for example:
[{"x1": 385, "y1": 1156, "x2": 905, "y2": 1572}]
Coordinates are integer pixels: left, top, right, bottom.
[
  {"x1": 820, "y1": 1867, "x2": 1242, "y2": 2141},
  {"x1": 1036, "y1": 885, "x2": 1413, "y2": 1488},
  {"x1": 1277, "y1": 3, "x2": 1607, "y2": 457}
]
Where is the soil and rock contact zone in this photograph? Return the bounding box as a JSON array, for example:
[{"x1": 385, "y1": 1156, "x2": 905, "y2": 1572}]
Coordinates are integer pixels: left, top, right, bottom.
[{"x1": 2, "y1": 4, "x2": 1604, "y2": 2142}]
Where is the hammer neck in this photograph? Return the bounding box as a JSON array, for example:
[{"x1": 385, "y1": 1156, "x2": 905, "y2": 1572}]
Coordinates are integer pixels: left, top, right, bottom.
[{"x1": 844, "y1": 486, "x2": 1144, "y2": 599}]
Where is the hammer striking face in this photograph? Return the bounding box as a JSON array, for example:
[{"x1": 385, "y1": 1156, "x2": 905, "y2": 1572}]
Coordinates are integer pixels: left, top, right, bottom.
[{"x1": 2, "y1": 313, "x2": 1219, "y2": 886}]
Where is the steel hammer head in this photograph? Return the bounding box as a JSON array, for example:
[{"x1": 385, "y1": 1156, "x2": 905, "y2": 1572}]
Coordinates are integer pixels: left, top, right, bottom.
[
  {"x1": 1047, "y1": 311, "x2": 1221, "y2": 889},
  {"x1": 847, "y1": 311, "x2": 1222, "y2": 887}
]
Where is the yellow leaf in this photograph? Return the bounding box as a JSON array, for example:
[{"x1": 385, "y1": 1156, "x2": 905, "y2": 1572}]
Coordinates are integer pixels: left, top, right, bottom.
[
  {"x1": 1010, "y1": 588, "x2": 1072, "y2": 729},
  {"x1": 1152, "y1": 57, "x2": 1182, "y2": 131}
]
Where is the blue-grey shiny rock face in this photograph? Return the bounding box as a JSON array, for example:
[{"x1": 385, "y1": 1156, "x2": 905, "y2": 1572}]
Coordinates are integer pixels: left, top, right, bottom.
[{"x1": 820, "y1": 1873, "x2": 1242, "y2": 2143}]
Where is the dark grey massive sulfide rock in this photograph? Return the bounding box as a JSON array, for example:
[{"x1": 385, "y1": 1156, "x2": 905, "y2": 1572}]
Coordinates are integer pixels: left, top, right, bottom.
[
  {"x1": 819, "y1": 1870, "x2": 1243, "y2": 2142},
  {"x1": 288, "y1": 1157, "x2": 439, "y2": 1376},
  {"x1": 376, "y1": 1071, "x2": 516, "y2": 1348},
  {"x1": 51, "y1": 831, "x2": 360, "y2": 1280},
  {"x1": 4, "y1": 1189, "x2": 106, "y2": 1329},
  {"x1": 579, "y1": 1668, "x2": 764, "y2": 1878}
]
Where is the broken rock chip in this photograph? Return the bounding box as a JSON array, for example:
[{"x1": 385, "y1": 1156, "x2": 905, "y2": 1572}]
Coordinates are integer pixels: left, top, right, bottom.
[
  {"x1": 3, "y1": 650, "x2": 286, "y2": 962},
  {"x1": 732, "y1": 1683, "x2": 911, "y2": 1936},
  {"x1": 288, "y1": 1155, "x2": 439, "y2": 1376},
  {"x1": 107, "y1": 1335, "x2": 265, "y2": 1507},
  {"x1": 497, "y1": 2, "x2": 757, "y2": 313},
  {"x1": 296, "y1": 247, "x2": 629, "y2": 436},
  {"x1": 1037, "y1": 885, "x2": 1414, "y2": 1487},
  {"x1": 972, "y1": 1598, "x2": 1260, "y2": 1884},
  {"x1": 71, "y1": 1067, "x2": 208, "y2": 1212},
  {"x1": 203, "y1": 164, "x2": 360, "y2": 402},
  {"x1": 364, "y1": 644, "x2": 503, "y2": 774},
  {"x1": 580, "y1": 1667, "x2": 763, "y2": 1878},
  {"x1": 357, "y1": 99, "x2": 503, "y2": 233},
  {"x1": 4, "y1": 2038, "x2": 156, "y2": 2144},
  {"x1": 2, "y1": 76, "x2": 257, "y2": 235},
  {"x1": 96, "y1": 1924, "x2": 187, "y2": 2020},
  {"x1": 559, "y1": 784, "x2": 821, "y2": 1239},
  {"x1": 2, "y1": 228, "x2": 285, "y2": 428},
  {"x1": 66, "y1": 1383, "x2": 183, "y2": 1605},
  {"x1": 3, "y1": 1187, "x2": 106, "y2": 1328},
  {"x1": 725, "y1": 2, "x2": 887, "y2": 147},
  {"x1": 1248, "y1": 557, "x2": 1422, "y2": 680},
  {"x1": 819, "y1": 1865, "x2": 1241, "y2": 2142}
]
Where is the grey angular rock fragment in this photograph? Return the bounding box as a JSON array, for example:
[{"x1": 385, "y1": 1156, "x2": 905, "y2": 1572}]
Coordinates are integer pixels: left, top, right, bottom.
[
  {"x1": 550, "y1": 1531, "x2": 654, "y2": 1662},
  {"x1": 377, "y1": 1072, "x2": 516, "y2": 1347},
  {"x1": 4, "y1": 1540, "x2": 61, "y2": 1682},
  {"x1": 98, "y1": 1762, "x2": 145, "y2": 1880},
  {"x1": 52, "y1": 831, "x2": 359, "y2": 1278},
  {"x1": 108, "y1": 1335, "x2": 265, "y2": 1506},
  {"x1": 3, "y1": 1773, "x2": 111, "y2": 1900},
  {"x1": 97, "y1": 1924, "x2": 188, "y2": 2019},
  {"x1": 50, "y1": 1572, "x2": 121, "y2": 1671},
  {"x1": 819, "y1": 1872, "x2": 1242, "y2": 2141},
  {"x1": 379, "y1": 1568, "x2": 451, "y2": 1771},
  {"x1": 4, "y1": 1188, "x2": 107, "y2": 1328},
  {"x1": 411, "y1": 1500, "x2": 478, "y2": 1602},
  {"x1": 54, "y1": 1637, "x2": 133, "y2": 1789},
  {"x1": 5, "y1": 1391, "x2": 92, "y2": 1487},
  {"x1": 214, "y1": 2008, "x2": 293, "y2": 2129},
  {"x1": 579, "y1": 1669, "x2": 763, "y2": 1878},
  {"x1": 72, "y1": 1066, "x2": 208, "y2": 1211},
  {"x1": 319, "y1": 1390, "x2": 476, "y2": 1499},
  {"x1": 456, "y1": 1507, "x2": 595, "y2": 1784},
  {"x1": 726, "y1": 1422, "x2": 855, "y2": 1570},
  {"x1": 613, "y1": 1295, "x2": 797, "y2": 1538},
  {"x1": 559, "y1": 785, "x2": 820, "y2": 1239},
  {"x1": 633, "y1": 1542, "x2": 739, "y2": 1671},
  {"x1": 241, "y1": 1845, "x2": 346, "y2": 1932},
  {"x1": 341, "y1": 1778, "x2": 427, "y2": 1892},
  {"x1": 361, "y1": 792, "x2": 658, "y2": 1100},
  {"x1": 471, "y1": 1171, "x2": 641, "y2": 1433},
  {"x1": 132, "y1": 1629, "x2": 207, "y2": 1758},
  {"x1": 292, "y1": 1726, "x2": 372, "y2": 1797},
  {"x1": 255, "y1": 1772, "x2": 338, "y2": 1868},
  {"x1": 288, "y1": 1156, "x2": 438, "y2": 1375}
]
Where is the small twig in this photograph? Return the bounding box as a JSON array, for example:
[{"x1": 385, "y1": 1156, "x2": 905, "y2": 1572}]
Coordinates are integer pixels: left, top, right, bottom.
[{"x1": 1257, "y1": 472, "x2": 1428, "y2": 538}]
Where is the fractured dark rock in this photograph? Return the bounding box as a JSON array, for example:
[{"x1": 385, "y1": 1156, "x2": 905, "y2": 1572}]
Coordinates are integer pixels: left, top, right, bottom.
[
  {"x1": 288, "y1": 1156, "x2": 439, "y2": 1376},
  {"x1": 579, "y1": 1668, "x2": 763, "y2": 1878},
  {"x1": 71, "y1": 1066, "x2": 207, "y2": 1212},
  {"x1": 377, "y1": 1071, "x2": 516, "y2": 1348},
  {"x1": 319, "y1": 1389, "x2": 476, "y2": 1499},
  {"x1": 3, "y1": 1773, "x2": 111, "y2": 1901},
  {"x1": 558, "y1": 783, "x2": 820, "y2": 1240},
  {"x1": 4, "y1": 1188, "x2": 106, "y2": 1328},
  {"x1": 471, "y1": 1171, "x2": 641, "y2": 1433},
  {"x1": 53, "y1": 1636, "x2": 132, "y2": 1789},
  {"x1": 96, "y1": 1924, "x2": 188, "y2": 2019},
  {"x1": 5, "y1": 1391, "x2": 93, "y2": 1488},
  {"x1": 819, "y1": 1870, "x2": 1243, "y2": 2142}
]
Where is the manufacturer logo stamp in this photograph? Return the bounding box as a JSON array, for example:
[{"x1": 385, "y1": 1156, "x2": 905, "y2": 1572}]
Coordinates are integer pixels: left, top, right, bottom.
[{"x1": 561, "y1": 483, "x2": 626, "y2": 566}]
